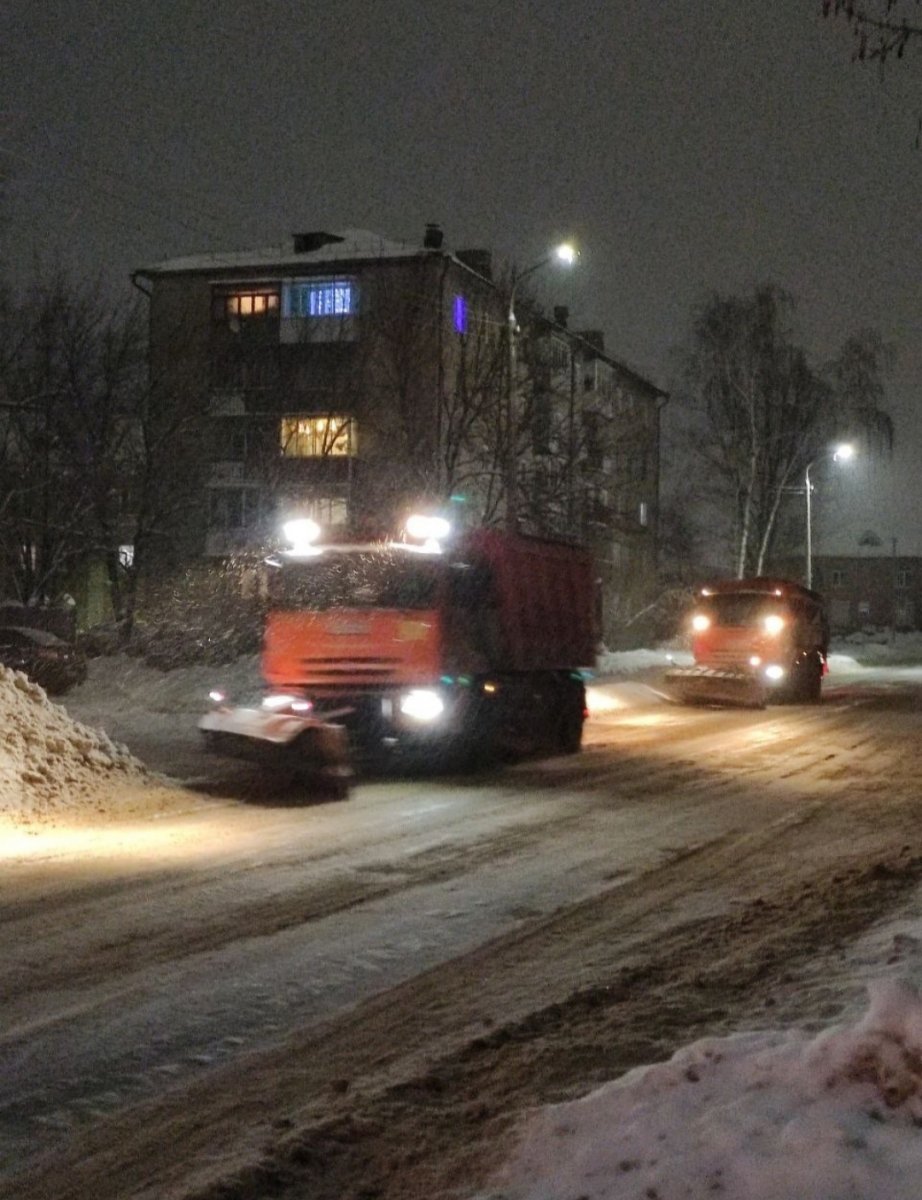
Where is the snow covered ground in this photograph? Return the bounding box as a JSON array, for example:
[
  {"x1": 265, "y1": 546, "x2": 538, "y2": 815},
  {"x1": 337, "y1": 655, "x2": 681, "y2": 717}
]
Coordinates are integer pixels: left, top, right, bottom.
[
  {"x1": 488, "y1": 978, "x2": 922, "y2": 1200},
  {"x1": 483, "y1": 637, "x2": 922, "y2": 1199},
  {"x1": 7, "y1": 642, "x2": 922, "y2": 1198}
]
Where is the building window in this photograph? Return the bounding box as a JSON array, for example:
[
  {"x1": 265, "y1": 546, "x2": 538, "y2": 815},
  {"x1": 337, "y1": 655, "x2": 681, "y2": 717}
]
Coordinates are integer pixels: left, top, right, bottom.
[
  {"x1": 453, "y1": 295, "x2": 468, "y2": 335},
  {"x1": 281, "y1": 279, "x2": 355, "y2": 318},
  {"x1": 208, "y1": 488, "x2": 244, "y2": 531},
  {"x1": 858, "y1": 600, "x2": 871, "y2": 621},
  {"x1": 207, "y1": 487, "x2": 266, "y2": 531},
  {"x1": 212, "y1": 290, "x2": 279, "y2": 320},
  {"x1": 303, "y1": 495, "x2": 349, "y2": 526},
  {"x1": 582, "y1": 412, "x2": 604, "y2": 470},
  {"x1": 639, "y1": 501, "x2": 649, "y2": 527},
  {"x1": 280, "y1": 416, "x2": 356, "y2": 457},
  {"x1": 831, "y1": 569, "x2": 844, "y2": 587},
  {"x1": 898, "y1": 567, "x2": 912, "y2": 588}
]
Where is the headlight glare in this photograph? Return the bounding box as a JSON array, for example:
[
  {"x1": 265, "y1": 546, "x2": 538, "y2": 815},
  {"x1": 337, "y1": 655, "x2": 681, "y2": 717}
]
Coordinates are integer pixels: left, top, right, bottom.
[{"x1": 399, "y1": 689, "x2": 445, "y2": 722}]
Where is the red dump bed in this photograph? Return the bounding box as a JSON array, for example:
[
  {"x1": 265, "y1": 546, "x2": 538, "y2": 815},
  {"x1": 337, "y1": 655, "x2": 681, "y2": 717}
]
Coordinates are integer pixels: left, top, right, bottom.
[{"x1": 460, "y1": 529, "x2": 597, "y2": 672}]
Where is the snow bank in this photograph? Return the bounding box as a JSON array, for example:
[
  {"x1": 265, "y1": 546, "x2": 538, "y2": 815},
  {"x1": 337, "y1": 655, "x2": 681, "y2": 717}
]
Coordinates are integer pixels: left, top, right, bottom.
[
  {"x1": 0, "y1": 664, "x2": 148, "y2": 823},
  {"x1": 489, "y1": 979, "x2": 922, "y2": 1200}
]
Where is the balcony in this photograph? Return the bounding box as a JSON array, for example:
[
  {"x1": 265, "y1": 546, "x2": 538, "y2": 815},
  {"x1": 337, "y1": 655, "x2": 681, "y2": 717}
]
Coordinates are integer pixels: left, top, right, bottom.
[
  {"x1": 208, "y1": 390, "x2": 246, "y2": 417},
  {"x1": 208, "y1": 461, "x2": 246, "y2": 486}
]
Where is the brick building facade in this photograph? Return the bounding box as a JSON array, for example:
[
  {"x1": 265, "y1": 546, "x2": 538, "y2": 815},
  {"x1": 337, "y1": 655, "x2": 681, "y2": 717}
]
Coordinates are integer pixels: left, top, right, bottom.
[{"x1": 133, "y1": 225, "x2": 666, "y2": 643}]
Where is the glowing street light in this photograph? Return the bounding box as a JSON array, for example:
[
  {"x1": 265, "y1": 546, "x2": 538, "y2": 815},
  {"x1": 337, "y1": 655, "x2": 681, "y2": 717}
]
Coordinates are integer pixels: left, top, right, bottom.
[
  {"x1": 805, "y1": 442, "x2": 855, "y2": 589},
  {"x1": 505, "y1": 241, "x2": 578, "y2": 531}
]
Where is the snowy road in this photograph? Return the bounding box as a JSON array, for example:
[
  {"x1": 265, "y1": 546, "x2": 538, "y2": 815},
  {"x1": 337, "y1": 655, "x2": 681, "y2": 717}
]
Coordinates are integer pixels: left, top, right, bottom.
[{"x1": 4, "y1": 668, "x2": 922, "y2": 1198}]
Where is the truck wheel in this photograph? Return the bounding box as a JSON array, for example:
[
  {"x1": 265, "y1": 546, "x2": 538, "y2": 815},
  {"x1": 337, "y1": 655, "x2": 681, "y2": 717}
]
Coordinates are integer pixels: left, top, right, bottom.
[
  {"x1": 789, "y1": 655, "x2": 822, "y2": 703},
  {"x1": 802, "y1": 655, "x2": 823, "y2": 703},
  {"x1": 556, "y1": 682, "x2": 585, "y2": 754}
]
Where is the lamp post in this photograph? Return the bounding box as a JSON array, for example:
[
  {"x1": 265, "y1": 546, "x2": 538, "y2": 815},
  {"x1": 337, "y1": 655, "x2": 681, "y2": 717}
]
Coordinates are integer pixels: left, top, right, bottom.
[
  {"x1": 805, "y1": 442, "x2": 855, "y2": 589},
  {"x1": 505, "y1": 241, "x2": 577, "y2": 532}
]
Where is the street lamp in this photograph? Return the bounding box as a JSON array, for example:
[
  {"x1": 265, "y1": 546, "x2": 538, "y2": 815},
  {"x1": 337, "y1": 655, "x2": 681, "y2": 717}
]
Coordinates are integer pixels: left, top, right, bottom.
[
  {"x1": 805, "y1": 441, "x2": 855, "y2": 589},
  {"x1": 505, "y1": 241, "x2": 578, "y2": 531}
]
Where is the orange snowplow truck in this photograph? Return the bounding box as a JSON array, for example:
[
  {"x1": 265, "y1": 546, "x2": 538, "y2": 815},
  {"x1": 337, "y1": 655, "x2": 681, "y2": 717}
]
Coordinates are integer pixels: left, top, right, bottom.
[
  {"x1": 203, "y1": 518, "x2": 597, "y2": 772},
  {"x1": 666, "y1": 577, "x2": 829, "y2": 708}
]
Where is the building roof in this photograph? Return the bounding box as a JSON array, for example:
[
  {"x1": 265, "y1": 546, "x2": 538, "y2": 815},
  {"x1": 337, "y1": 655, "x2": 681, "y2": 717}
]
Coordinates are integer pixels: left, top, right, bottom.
[
  {"x1": 134, "y1": 228, "x2": 446, "y2": 277},
  {"x1": 133, "y1": 226, "x2": 667, "y2": 396}
]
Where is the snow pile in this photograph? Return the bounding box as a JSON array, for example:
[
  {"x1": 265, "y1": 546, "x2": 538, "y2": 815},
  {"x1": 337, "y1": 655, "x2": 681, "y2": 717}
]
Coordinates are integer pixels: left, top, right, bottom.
[
  {"x1": 489, "y1": 980, "x2": 922, "y2": 1200},
  {"x1": 0, "y1": 665, "x2": 148, "y2": 823}
]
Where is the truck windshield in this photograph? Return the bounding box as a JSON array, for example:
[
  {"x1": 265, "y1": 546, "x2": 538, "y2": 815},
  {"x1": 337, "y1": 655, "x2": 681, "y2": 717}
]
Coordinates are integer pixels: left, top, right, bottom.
[
  {"x1": 268, "y1": 550, "x2": 441, "y2": 611},
  {"x1": 703, "y1": 594, "x2": 787, "y2": 627}
]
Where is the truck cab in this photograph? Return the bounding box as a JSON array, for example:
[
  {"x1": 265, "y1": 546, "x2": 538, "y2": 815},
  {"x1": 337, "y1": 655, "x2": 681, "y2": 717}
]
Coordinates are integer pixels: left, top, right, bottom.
[{"x1": 670, "y1": 577, "x2": 829, "y2": 706}]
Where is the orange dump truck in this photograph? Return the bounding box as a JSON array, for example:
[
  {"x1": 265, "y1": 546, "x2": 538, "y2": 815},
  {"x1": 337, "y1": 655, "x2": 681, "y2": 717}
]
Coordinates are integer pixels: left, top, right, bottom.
[
  {"x1": 201, "y1": 522, "x2": 597, "y2": 775},
  {"x1": 666, "y1": 577, "x2": 829, "y2": 707}
]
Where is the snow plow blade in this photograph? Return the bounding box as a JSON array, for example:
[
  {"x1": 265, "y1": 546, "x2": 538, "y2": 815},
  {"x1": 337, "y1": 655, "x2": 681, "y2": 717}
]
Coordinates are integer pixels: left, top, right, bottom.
[
  {"x1": 199, "y1": 705, "x2": 353, "y2": 797},
  {"x1": 664, "y1": 667, "x2": 767, "y2": 709}
]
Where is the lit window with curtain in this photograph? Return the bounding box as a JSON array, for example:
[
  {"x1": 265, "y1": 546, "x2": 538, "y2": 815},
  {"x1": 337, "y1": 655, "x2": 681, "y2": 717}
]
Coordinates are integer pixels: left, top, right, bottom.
[
  {"x1": 281, "y1": 280, "x2": 356, "y2": 318},
  {"x1": 280, "y1": 416, "x2": 356, "y2": 457}
]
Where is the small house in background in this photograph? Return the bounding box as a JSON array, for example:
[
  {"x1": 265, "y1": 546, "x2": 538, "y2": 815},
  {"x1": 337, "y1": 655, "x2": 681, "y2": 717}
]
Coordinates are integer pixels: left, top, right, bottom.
[{"x1": 810, "y1": 551, "x2": 922, "y2": 633}]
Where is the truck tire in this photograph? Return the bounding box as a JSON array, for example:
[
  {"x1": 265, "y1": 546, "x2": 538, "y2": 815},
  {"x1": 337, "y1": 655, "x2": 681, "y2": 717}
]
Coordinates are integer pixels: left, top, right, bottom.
[
  {"x1": 788, "y1": 654, "x2": 822, "y2": 704},
  {"x1": 556, "y1": 679, "x2": 585, "y2": 754},
  {"x1": 801, "y1": 654, "x2": 823, "y2": 703}
]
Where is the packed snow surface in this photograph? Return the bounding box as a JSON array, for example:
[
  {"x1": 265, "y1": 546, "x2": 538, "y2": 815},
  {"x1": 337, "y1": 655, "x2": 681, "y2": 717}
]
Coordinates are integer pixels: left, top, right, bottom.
[
  {"x1": 20, "y1": 639, "x2": 922, "y2": 1197},
  {"x1": 489, "y1": 980, "x2": 922, "y2": 1200}
]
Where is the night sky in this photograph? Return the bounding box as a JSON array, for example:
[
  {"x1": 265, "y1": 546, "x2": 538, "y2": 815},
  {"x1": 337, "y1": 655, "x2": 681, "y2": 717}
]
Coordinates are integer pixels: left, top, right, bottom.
[{"x1": 3, "y1": 1, "x2": 919, "y2": 554}]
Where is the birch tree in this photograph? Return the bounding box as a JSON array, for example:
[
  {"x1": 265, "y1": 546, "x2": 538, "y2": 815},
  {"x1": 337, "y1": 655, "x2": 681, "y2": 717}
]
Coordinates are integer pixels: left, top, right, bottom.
[{"x1": 678, "y1": 285, "x2": 892, "y2": 577}]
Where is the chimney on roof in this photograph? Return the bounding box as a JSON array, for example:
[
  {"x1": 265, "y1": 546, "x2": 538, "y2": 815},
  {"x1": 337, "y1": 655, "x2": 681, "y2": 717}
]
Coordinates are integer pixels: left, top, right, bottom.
[
  {"x1": 456, "y1": 249, "x2": 492, "y2": 280},
  {"x1": 292, "y1": 231, "x2": 345, "y2": 254},
  {"x1": 554, "y1": 306, "x2": 569, "y2": 328},
  {"x1": 424, "y1": 223, "x2": 444, "y2": 249}
]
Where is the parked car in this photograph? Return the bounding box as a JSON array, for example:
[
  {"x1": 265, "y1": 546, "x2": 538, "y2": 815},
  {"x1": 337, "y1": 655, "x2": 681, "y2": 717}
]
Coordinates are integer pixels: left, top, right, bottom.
[{"x1": 0, "y1": 625, "x2": 88, "y2": 695}]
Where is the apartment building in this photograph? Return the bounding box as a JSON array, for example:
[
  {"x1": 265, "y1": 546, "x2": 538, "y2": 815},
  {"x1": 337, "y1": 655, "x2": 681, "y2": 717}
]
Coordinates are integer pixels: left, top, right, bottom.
[{"x1": 132, "y1": 225, "x2": 665, "y2": 641}]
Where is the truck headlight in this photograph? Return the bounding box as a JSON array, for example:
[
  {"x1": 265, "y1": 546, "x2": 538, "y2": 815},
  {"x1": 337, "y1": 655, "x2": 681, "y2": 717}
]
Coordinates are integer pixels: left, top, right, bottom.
[
  {"x1": 261, "y1": 692, "x2": 313, "y2": 714},
  {"x1": 763, "y1": 614, "x2": 785, "y2": 636},
  {"x1": 399, "y1": 689, "x2": 445, "y2": 722},
  {"x1": 764, "y1": 665, "x2": 785, "y2": 682}
]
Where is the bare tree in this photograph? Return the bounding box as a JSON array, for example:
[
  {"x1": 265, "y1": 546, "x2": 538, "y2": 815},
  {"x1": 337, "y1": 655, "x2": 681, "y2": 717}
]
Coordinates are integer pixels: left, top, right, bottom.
[
  {"x1": 354, "y1": 262, "x2": 508, "y2": 527},
  {"x1": 0, "y1": 272, "x2": 205, "y2": 630},
  {"x1": 823, "y1": 1, "x2": 922, "y2": 62},
  {"x1": 677, "y1": 285, "x2": 892, "y2": 578}
]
